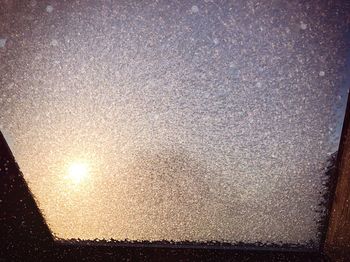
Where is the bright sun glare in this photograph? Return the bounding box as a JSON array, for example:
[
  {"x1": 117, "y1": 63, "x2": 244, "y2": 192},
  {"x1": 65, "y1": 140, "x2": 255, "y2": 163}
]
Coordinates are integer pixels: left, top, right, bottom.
[{"x1": 67, "y1": 162, "x2": 89, "y2": 184}]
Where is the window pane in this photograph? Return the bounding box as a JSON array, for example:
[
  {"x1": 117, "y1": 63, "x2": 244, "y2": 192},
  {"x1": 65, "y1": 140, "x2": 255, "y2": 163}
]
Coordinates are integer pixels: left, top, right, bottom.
[{"x1": 0, "y1": 0, "x2": 348, "y2": 246}]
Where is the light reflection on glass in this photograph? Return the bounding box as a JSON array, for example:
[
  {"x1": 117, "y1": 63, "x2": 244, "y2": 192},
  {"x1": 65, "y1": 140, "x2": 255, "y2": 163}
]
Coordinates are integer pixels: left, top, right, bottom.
[{"x1": 66, "y1": 162, "x2": 89, "y2": 185}]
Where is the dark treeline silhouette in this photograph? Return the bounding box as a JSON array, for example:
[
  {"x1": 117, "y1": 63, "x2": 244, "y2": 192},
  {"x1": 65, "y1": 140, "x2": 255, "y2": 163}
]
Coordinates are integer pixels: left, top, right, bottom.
[{"x1": 0, "y1": 132, "x2": 53, "y2": 260}]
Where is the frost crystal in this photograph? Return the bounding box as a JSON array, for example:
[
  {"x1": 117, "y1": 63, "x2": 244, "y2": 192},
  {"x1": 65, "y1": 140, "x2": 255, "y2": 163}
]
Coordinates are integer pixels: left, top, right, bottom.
[{"x1": 0, "y1": 0, "x2": 348, "y2": 246}]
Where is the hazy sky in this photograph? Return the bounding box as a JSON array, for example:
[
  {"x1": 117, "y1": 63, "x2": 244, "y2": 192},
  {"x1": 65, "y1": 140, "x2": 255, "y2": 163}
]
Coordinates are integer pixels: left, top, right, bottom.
[{"x1": 0, "y1": 0, "x2": 349, "y2": 245}]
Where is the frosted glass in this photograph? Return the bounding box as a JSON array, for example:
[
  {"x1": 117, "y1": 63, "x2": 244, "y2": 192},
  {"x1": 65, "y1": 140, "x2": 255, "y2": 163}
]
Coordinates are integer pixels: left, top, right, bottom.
[{"x1": 0, "y1": 0, "x2": 348, "y2": 246}]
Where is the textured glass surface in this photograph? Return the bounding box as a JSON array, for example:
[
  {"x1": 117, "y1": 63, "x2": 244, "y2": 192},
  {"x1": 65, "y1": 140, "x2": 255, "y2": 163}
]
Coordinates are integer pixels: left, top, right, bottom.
[{"x1": 0, "y1": 0, "x2": 349, "y2": 245}]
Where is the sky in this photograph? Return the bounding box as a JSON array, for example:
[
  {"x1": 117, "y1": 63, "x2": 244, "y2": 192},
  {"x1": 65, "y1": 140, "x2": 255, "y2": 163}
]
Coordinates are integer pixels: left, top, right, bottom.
[{"x1": 0, "y1": 0, "x2": 349, "y2": 245}]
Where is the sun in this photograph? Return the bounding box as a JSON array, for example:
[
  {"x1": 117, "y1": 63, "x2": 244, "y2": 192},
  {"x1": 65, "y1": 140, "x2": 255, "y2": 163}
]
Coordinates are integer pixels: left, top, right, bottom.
[{"x1": 67, "y1": 162, "x2": 89, "y2": 184}]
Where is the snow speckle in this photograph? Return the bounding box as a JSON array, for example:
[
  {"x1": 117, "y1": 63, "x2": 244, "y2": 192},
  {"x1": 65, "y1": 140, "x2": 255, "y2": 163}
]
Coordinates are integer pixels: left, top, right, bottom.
[
  {"x1": 255, "y1": 82, "x2": 262, "y2": 88},
  {"x1": 46, "y1": 5, "x2": 54, "y2": 13},
  {"x1": 0, "y1": 38, "x2": 7, "y2": 48},
  {"x1": 30, "y1": 0, "x2": 37, "y2": 7},
  {"x1": 191, "y1": 5, "x2": 199, "y2": 13},
  {"x1": 50, "y1": 39, "x2": 58, "y2": 46},
  {"x1": 300, "y1": 21, "x2": 308, "y2": 30},
  {"x1": 319, "y1": 71, "x2": 325, "y2": 77}
]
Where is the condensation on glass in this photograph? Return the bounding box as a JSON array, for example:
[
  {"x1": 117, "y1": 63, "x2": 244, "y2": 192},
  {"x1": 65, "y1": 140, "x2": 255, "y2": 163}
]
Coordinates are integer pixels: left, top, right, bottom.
[{"x1": 0, "y1": 0, "x2": 349, "y2": 246}]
